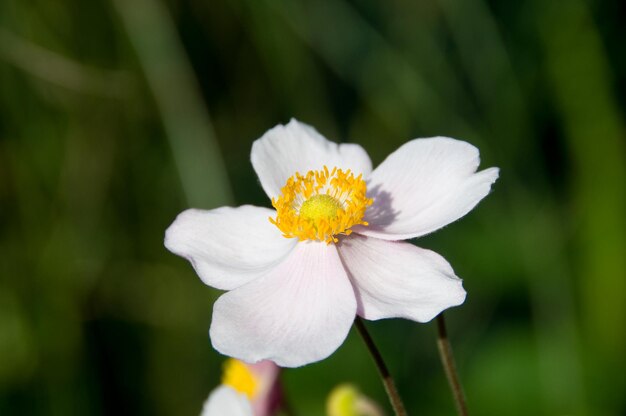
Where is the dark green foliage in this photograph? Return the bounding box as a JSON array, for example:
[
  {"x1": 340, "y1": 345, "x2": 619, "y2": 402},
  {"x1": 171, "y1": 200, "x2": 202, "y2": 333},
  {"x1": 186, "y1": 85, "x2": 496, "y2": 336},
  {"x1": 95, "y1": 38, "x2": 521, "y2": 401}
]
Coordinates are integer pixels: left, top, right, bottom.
[{"x1": 0, "y1": 0, "x2": 624, "y2": 414}]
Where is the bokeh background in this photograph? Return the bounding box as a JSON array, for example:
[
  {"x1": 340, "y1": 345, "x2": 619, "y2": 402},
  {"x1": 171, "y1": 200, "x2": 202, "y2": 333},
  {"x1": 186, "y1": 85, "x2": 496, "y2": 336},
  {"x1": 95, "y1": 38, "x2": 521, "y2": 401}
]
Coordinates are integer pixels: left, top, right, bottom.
[{"x1": 1, "y1": 0, "x2": 624, "y2": 414}]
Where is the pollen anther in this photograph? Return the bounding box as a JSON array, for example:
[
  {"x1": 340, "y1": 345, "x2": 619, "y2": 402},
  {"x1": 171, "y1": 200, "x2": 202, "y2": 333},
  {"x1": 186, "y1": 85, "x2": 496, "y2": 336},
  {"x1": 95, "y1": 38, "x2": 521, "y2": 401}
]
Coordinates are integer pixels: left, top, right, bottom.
[{"x1": 270, "y1": 166, "x2": 373, "y2": 244}]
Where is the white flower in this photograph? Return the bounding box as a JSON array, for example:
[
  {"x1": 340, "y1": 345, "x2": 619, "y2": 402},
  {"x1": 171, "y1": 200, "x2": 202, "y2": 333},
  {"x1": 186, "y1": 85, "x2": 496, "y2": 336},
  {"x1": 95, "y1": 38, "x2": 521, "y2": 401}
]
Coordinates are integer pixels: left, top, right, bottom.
[
  {"x1": 200, "y1": 359, "x2": 281, "y2": 416},
  {"x1": 201, "y1": 386, "x2": 252, "y2": 416},
  {"x1": 166, "y1": 119, "x2": 499, "y2": 368}
]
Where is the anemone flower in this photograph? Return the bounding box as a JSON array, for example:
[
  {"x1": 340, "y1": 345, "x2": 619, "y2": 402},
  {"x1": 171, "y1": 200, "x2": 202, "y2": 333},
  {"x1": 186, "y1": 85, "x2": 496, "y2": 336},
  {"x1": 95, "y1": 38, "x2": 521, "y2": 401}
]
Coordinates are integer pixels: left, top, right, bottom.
[
  {"x1": 201, "y1": 386, "x2": 252, "y2": 416},
  {"x1": 201, "y1": 359, "x2": 281, "y2": 416},
  {"x1": 166, "y1": 119, "x2": 499, "y2": 368}
]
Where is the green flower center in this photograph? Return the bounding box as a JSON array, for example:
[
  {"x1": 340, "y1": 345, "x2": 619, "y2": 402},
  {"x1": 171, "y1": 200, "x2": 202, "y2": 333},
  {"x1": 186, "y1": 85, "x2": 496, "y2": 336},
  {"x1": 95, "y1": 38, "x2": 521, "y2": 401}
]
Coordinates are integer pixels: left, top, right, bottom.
[{"x1": 299, "y1": 194, "x2": 344, "y2": 222}]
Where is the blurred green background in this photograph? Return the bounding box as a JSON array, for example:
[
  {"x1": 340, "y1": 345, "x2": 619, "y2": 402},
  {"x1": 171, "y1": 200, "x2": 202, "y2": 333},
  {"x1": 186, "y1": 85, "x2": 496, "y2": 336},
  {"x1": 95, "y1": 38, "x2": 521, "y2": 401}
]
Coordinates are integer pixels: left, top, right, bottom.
[{"x1": 0, "y1": 0, "x2": 624, "y2": 414}]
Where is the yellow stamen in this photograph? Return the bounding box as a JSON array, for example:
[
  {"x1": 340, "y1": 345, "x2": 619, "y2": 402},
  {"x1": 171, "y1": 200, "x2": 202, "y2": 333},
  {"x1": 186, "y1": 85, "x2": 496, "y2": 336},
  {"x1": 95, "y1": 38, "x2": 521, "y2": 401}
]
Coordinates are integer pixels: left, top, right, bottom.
[
  {"x1": 270, "y1": 166, "x2": 373, "y2": 244},
  {"x1": 221, "y1": 358, "x2": 258, "y2": 399}
]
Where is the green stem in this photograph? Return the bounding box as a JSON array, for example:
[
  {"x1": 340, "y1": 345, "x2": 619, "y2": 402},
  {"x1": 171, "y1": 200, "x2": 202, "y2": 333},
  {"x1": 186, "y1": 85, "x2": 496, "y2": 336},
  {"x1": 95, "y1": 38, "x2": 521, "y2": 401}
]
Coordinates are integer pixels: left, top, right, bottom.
[
  {"x1": 354, "y1": 317, "x2": 407, "y2": 416},
  {"x1": 436, "y1": 313, "x2": 468, "y2": 416}
]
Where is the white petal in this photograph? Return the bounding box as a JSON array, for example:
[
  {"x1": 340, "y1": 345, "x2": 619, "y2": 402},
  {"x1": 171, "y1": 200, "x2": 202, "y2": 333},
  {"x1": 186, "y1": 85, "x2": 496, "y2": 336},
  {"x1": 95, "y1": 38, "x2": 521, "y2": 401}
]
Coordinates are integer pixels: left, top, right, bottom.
[
  {"x1": 251, "y1": 119, "x2": 372, "y2": 199},
  {"x1": 210, "y1": 241, "x2": 356, "y2": 368},
  {"x1": 355, "y1": 137, "x2": 499, "y2": 240},
  {"x1": 338, "y1": 234, "x2": 466, "y2": 322},
  {"x1": 200, "y1": 385, "x2": 253, "y2": 416},
  {"x1": 165, "y1": 206, "x2": 296, "y2": 291}
]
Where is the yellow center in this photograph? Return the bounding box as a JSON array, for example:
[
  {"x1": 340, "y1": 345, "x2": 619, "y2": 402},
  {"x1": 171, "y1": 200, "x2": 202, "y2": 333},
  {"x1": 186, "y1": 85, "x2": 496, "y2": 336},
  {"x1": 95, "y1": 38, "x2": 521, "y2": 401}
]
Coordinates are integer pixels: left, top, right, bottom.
[
  {"x1": 299, "y1": 194, "x2": 344, "y2": 222},
  {"x1": 221, "y1": 358, "x2": 258, "y2": 400},
  {"x1": 270, "y1": 166, "x2": 373, "y2": 244}
]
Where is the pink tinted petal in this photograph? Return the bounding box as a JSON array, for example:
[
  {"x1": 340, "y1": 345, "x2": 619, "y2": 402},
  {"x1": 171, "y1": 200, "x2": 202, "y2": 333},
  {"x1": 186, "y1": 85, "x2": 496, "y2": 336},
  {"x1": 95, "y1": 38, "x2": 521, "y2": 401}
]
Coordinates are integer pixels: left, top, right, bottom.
[
  {"x1": 247, "y1": 361, "x2": 282, "y2": 416},
  {"x1": 210, "y1": 242, "x2": 356, "y2": 368},
  {"x1": 201, "y1": 385, "x2": 252, "y2": 416},
  {"x1": 338, "y1": 234, "x2": 465, "y2": 322},
  {"x1": 355, "y1": 137, "x2": 498, "y2": 240},
  {"x1": 165, "y1": 206, "x2": 296, "y2": 291},
  {"x1": 247, "y1": 360, "x2": 280, "y2": 383},
  {"x1": 251, "y1": 119, "x2": 372, "y2": 199}
]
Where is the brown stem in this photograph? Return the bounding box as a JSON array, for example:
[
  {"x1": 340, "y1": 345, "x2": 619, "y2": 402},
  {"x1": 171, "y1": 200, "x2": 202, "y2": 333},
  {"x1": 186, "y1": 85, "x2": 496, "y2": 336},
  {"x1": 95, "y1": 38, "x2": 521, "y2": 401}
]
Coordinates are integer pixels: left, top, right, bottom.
[
  {"x1": 354, "y1": 317, "x2": 407, "y2": 416},
  {"x1": 436, "y1": 313, "x2": 468, "y2": 416},
  {"x1": 280, "y1": 395, "x2": 296, "y2": 416}
]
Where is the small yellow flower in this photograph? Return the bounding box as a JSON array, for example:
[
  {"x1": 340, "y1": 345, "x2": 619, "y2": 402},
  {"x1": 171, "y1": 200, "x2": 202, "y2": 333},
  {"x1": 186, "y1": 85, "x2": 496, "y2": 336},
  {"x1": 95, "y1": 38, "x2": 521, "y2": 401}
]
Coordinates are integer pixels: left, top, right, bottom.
[
  {"x1": 201, "y1": 359, "x2": 281, "y2": 416},
  {"x1": 327, "y1": 384, "x2": 385, "y2": 416}
]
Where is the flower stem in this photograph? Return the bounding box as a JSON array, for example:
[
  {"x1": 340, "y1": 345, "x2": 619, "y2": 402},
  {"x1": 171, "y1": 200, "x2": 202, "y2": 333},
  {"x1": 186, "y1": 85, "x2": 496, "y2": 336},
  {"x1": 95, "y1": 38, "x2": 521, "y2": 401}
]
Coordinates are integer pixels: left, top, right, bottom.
[
  {"x1": 354, "y1": 317, "x2": 407, "y2": 416},
  {"x1": 281, "y1": 396, "x2": 296, "y2": 416},
  {"x1": 436, "y1": 313, "x2": 468, "y2": 416}
]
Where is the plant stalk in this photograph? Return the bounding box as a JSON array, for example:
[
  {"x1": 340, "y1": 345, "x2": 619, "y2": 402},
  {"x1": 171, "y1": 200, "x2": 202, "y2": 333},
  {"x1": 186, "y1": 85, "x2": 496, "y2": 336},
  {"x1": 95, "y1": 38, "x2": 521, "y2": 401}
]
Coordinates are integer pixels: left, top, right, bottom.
[
  {"x1": 354, "y1": 317, "x2": 407, "y2": 416},
  {"x1": 436, "y1": 313, "x2": 468, "y2": 416}
]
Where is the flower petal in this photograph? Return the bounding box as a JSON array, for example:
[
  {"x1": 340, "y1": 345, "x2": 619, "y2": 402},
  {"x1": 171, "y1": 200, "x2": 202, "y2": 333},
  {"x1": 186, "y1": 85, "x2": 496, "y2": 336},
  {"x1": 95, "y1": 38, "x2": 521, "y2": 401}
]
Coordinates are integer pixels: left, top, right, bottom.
[
  {"x1": 248, "y1": 361, "x2": 282, "y2": 416},
  {"x1": 355, "y1": 137, "x2": 499, "y2": 240},
  {"x1": 210, "y1": 241, "x2": 356, "y2": 367},
  {"x1": 251, "y1": 119, "x2": 373, "y2": 199},
  {"x1": 165, "y1": 206, "x2": 296, "y2": 291},
  {"x1": 200, "y1": 386, "x2": 253, "y2": 416},
  {"x1": 338, "y1": 234, "x2": 465, "y2": 322}
]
